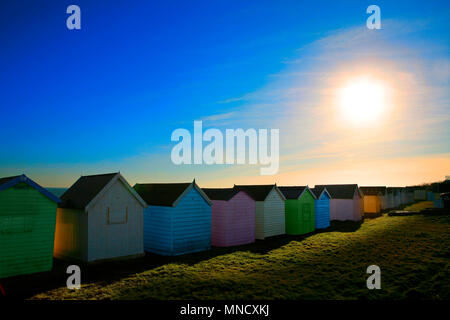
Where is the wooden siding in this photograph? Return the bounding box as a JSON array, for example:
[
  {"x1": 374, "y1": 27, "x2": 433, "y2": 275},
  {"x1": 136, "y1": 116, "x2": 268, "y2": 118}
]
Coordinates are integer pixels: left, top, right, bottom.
[
  {"x1": 0, "y1": 183, "x2": 57, "y2": 278},
  {"x1": 330, "y1": 190, "x2": 362, "y2": 222},
  {"x1": 144, "y1": 187, "x2": 211, "y2": 256},
  {"x1": 143, "y1": 205, "x2": 173, "y2": 255},
  {"x1": 385, "y1": 193, "x2": 394, "y2": 209},
  {"x1": 393, "y1": 194, "x2": 402, "y2": 207},
  {"x1": 87, "y1": 178, "x2": 144, "y2": 262},
  {"x1": 254, "y1": 201, "x2": 265, "y2": 240},
  {"x1": 211, "y1": 191, "x2": 255, "y2": 247},
  {"x1": 53, "y1": 208, "x2": 87, "y2": 261},
  {"x1": 330, "y1": 199, "x2": 354, "y2": 221},
  {"x1": 433, "y1": 195, "x2": 443, "y2": 208},
  {"x1": 380, "y1": 195, "x2": 388, "y2": 210},
  {"x1": 172, "y1": 187, "x2": 211, "y2": 255},
  {"x1": 407, "y1": 192, "x2": 414, "y2": 204},
  {"x1": 315, "y1": 192, "x2": 330, "y2": 229},
  {"x1": 285, "y1": 190, "x2": 315, "y2": 235},
  {"x1": 261, "y1": 189, "x2": 285, "y2": 239},
  {"x1": 400, "y1": 191, "x2": 409, "y2": 205}
]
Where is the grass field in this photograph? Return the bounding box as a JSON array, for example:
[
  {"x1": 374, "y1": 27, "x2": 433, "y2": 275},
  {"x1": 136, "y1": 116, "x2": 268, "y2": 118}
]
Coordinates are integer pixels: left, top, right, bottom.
[
  {"x1": 403, "y1": 201, "x2": 435, "y2": 212},
  {"x1": 3, "y1": 201, "x2": 449, "y2": 300}
]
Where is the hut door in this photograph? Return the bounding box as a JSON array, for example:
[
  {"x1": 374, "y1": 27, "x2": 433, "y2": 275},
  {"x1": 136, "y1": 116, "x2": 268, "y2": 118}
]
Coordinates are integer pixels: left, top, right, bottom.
[{"x1": 105, "y1": 191, "x2": 129, "y2": 258}]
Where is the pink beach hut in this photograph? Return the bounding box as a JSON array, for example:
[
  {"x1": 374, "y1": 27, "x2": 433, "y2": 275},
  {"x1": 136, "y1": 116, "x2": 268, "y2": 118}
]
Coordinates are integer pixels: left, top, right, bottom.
[
  {"x1": 202, "y1": 188, "x2": 255, "y2": 247},
  {"x1": 315, "y1": 184, "x2": 363, "y2": 222}
]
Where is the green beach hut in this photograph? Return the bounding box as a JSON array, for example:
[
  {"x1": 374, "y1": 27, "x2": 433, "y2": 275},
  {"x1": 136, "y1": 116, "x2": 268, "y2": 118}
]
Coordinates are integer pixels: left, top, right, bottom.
[
  {"x1": 0, "y1": 174, "x2": 60, "y2": 278},
  {"x1": 278, "y1": 186, "x2": 316, "y2": 235}
]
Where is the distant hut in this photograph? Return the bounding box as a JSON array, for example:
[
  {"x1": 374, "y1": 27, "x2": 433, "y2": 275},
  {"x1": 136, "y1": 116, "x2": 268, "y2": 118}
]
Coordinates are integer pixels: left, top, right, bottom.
[
  {"x1": 386, "y1": 187, "x2": 398, "y2": 208},
  {"x1": 55, "y1": 172, "x2": 147, "y2": 263},
  {"x1": 400, "y1": 187, "x2": 409, "y2": 205},
  {"x1": 202, "y1": 188, "x2": 255, "y2": 247},
  {"x1": 441, "y1": 192, "x2": 450, "y2": 209},
  {"x1": 433, "y1": 194, "x2": 443, "y2": 208},
  {"x1": 314, "y1": 184, "x2": 363, "y2": 221},
  {"x1": 278, "y1": 186, "x2": 316, "y2": 235},
  {"x1": 233, "y1": 185, "x2": 286, "y2": 240},
  {"x1": 0, "y1": 175, "x2": 60, "y2": 278},
  {"x1": 311, "y1": 186, "x2": 331, "y2": 229},
  {"x1": 385, "y1": 188, "x2": 394, "y2": 209},
  {"x1": 431, "y1": 181, "x2": 450, "y2": 208},
  {"x1": 393, "y1": 187, "x2": 404, "y2": 207},
  {"x1": 386, "y1": 187, "x2": 401, "y2": 208},
  {"x1": 396, "y1": 188, "x2": 405, "y2": 206},
  {"x1": 134, "y1": 180, "x2": 212, "y2": 256},
  {"x1": 413, "y1": 188, "x2": 427, "y2": 201},
  {"x1": 360, "y1": 187, "x2": 384, "y2": 214},
  {"x1": 405, "y1": 187, "x2": 415, "y2": 204},
  {"x1": 377, "y1": 186, "x2": 388, "y2": 210}
]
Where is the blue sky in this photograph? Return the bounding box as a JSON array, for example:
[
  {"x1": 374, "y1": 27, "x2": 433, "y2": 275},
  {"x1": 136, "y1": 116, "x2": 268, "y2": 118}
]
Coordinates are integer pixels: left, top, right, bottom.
[{"x1": 0, "y1": 0, "x2": 449, "y2": 187}]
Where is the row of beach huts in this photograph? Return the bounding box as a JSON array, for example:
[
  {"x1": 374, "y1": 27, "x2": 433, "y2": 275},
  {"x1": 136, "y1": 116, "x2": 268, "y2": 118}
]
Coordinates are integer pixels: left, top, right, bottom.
[{"x1": 0, "y1": 172, "x2": 447, "y2": 279}]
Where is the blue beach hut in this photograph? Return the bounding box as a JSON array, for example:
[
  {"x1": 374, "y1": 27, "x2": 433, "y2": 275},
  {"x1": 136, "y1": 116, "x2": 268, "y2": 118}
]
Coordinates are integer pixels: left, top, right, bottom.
[
  {"x1": 133, "y1": 180, "x2": 212, "y2": 256},
  {"x1": 311, "y1": 186, "x2": 331, "y2": 229}
]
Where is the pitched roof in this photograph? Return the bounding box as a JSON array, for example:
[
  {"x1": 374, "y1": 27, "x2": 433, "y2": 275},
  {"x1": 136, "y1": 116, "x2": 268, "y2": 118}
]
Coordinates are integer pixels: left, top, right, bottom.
[
  {"x1": 360, "y1": 186, "x2": 387, "y2": 196},
  {"x1": 0, "y1": 174, "x2": 61, "y2": 203},
  {"x1": 0, "y1": 175, "x2": 21, "y2": 186},
  {"x1": 134, "y1": 182, "x2": 191, "y2": 206},
  {"x1": 278, "y1": 186, "x2": 307, "y2": 199},
  {"x1": 387, "y1": 187, "x2": 403, "y2": 194},
  {"x1": 314, "y1": 184, "x2": 360, "y2": 199},
  {"x1": 60, "y1": 173, "x2": 118, "y2": 209},
  {"x1": 311, "y1": 185, "x2": 326, "y2": 198},
  {"x1": 59, "y1": 172, "x2": 147, "y2": 210},
  {"x1": 233, "y1": 184, "x2": 277, "y2": 201},
  {"x1": 134, "y1": 181, "x2": 212, "y2": 207},
  {"x1": 202, "y1": 188, "x2": 239, "y2": 201},
  {"x1": 311, "y1": 186, "x2": 331, "y2": 199}
]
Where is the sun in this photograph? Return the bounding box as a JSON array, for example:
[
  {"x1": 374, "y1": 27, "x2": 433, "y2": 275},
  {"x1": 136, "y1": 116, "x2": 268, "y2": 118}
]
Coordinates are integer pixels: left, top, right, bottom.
[{"x1": 338, "y1": 77, "x2": 388, "y2": 125}]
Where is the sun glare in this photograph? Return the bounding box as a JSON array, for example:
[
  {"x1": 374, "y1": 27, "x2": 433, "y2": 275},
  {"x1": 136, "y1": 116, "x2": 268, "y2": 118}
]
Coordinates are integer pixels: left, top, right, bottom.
[{"x1": 338, "y1": 77, "x2": 388, "y2": 125}]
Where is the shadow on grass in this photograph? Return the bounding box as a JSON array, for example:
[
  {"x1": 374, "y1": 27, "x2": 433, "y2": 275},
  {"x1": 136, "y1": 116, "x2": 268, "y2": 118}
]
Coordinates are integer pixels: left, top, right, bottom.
[
  {"x1": 362, "y1": 202, "x2": 419, "y2": 220},
  {"x1": 326, "y1": 220, "x2": 363, "y2": 233},
  {"x1": 386, "y1": 201, "x2": 449, "y2": 217},
  {"x1": 421, "y1": 208, "x2": 450, "y2": 216},
  {"x1": 1, "y1": 218, "x2": 364, "y2": 300}
]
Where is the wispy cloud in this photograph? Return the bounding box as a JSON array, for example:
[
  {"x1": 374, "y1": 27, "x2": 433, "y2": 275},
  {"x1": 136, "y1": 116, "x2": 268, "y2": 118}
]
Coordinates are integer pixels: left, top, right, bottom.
[
  {"x1": 193, "y1": 18, "x2": 450, "y2": 184},
  {"x1": 216, "y1": 97, "x2": 246, "y2": 104},
  {"x1": 200, "y1": 111, "x2": 236, "y2": 122}
]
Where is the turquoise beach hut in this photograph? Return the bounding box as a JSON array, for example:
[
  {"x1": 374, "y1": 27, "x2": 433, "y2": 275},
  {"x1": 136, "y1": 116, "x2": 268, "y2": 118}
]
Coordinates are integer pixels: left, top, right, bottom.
[
  {"x1": 133, "y1": 180, "x2": 212, "y2": 256},
  {"x1": 311, "y1": 186, "x2": 331, "y2": 229}
]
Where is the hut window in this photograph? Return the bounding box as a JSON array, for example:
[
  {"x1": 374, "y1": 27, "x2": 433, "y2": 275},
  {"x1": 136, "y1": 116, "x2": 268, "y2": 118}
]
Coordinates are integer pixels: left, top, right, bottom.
[
  {"x1": 0, "y1": 215, "x2": 33, "y2": 234},
  {"x1": 106, "y1": 207, "x2": 128, "y2": 224}
]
